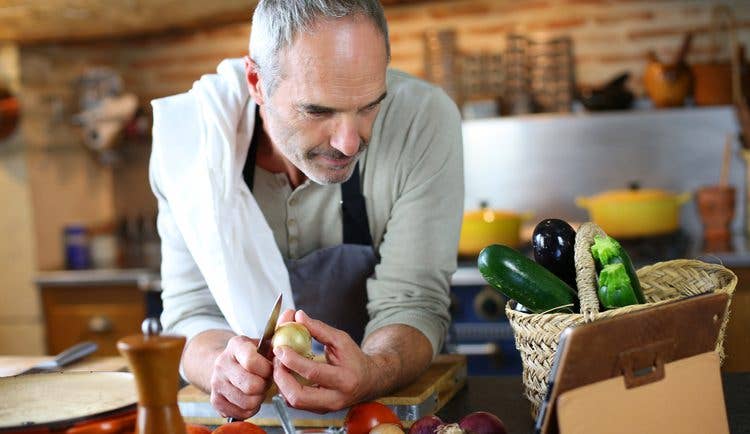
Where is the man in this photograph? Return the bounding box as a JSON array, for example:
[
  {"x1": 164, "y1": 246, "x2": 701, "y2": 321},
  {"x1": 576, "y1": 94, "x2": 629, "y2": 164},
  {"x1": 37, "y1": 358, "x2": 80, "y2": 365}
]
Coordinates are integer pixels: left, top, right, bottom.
[{"x1": 149, "y1": 0, "x2": 463, "y2": 420}]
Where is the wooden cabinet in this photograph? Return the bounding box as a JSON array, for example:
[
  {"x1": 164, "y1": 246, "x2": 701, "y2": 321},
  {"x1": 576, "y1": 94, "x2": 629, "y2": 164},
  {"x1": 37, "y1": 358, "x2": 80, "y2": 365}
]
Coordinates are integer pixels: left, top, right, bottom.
[
  {"x1": 723, "y1": 267, "x2": 750, "y2": 372},
  {"x1": 40, "y1": 285, "x2": 145, "y2": 356}
]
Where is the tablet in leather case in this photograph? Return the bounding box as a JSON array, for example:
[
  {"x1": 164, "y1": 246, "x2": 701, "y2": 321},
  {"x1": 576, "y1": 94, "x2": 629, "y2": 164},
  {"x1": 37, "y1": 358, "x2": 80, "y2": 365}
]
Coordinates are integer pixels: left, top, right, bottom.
[{"x1": 535, "y1": 292, "x2": 730, "y2": 434}]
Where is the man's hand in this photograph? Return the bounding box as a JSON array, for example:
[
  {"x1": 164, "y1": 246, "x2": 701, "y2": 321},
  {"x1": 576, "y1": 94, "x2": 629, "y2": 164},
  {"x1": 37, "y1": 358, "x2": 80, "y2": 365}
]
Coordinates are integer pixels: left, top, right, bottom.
[
  {"x1": 207, "y1": 309, "x2": 296, "y2": 419},
  {"x1": 273, "y1": 310, "x2": 378, "y2": 413},
  {"x1": 208, "y1": 335, "x2": 273, "y2": 419}
]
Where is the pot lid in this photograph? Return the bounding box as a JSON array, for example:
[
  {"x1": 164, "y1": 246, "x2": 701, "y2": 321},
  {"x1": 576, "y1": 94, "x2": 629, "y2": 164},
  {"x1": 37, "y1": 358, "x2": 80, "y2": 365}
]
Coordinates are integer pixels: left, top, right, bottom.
[{"x1": 590, "y1": 188, "x2": 677, "y2": 202}]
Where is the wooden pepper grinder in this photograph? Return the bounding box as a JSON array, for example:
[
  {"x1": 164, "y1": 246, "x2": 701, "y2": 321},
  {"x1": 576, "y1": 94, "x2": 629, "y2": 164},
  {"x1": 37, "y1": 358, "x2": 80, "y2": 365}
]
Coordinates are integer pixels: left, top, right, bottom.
[{"x1": 118, "y1": 318, "x2": 187, "y2": 434}]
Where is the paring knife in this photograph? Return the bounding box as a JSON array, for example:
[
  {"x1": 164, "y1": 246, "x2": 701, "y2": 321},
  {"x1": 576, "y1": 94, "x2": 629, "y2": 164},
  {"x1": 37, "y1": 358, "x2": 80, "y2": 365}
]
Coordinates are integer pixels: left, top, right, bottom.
[
  {"x1": 256, "y1": 292, "x2": 283, "y2": 361},
  {"x1": 16, "y1": 341, "x2": 98, "y2": 375},
  {"x1": 227, "y1": 293, "x2": 283, "y2": 423}
]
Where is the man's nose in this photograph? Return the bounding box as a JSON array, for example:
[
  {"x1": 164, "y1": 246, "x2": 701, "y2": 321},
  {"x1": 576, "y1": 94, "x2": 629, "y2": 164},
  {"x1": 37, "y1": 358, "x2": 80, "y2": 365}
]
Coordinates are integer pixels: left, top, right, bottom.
[{"x1": 330, "y1": 116, "x2": 361, "y2": 157}]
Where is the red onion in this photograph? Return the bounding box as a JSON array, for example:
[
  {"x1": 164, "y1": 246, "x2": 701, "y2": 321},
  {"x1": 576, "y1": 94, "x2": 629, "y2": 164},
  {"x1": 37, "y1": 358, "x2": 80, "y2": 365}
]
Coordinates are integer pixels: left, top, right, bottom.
[
  {"x1": 408, "y1": 415, "x2": 444, "y2": 434},
  {"x1": 458, "y1": 412, "x2": 507, "y2": 434}
]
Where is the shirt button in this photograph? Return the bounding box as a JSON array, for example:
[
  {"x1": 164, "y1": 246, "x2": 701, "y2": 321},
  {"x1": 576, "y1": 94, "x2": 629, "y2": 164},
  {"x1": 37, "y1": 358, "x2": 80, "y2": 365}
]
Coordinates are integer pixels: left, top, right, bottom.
[
  {"x1": 289, "y1": 236, "x2": 298, "y2": 244},
  {"x1": 288, "y1": 218, "x2": 296, "y2": 227},
  {"x1": 289, "y1": 197, "x2": 298, "y2": 206}
]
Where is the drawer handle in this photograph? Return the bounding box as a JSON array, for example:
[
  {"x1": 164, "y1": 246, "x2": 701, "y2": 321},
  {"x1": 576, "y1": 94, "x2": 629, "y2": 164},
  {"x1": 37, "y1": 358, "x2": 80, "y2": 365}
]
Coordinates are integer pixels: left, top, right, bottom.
[{"x1": 88, "y1": 315, "x2": 113, "y2": 333}]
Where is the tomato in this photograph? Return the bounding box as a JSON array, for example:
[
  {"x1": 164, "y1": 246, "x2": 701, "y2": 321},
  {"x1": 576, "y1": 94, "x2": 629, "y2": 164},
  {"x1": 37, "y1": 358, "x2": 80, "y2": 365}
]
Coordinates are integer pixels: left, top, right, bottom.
[
  {"x1": 186, "y1": 423, "x2": 213, "y2": 434},
  {"x1": 212, "y1": 421, "x2": 267, "y2": 434},
  {"x1": 344, "y1": 402, "x2": 402, "y2": 434}
]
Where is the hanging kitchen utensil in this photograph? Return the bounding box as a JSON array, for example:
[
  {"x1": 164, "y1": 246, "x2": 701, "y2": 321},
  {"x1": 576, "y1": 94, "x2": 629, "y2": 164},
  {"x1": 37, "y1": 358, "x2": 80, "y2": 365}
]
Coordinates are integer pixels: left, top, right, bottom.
[
  {"x1": 643, "y1": 33, "x2": 693, "y2": 108},
  {"x1": 576, "y1": 184, "x2": 691, "y2": 238},
  {"x1": 0, "y1": 87, "x2": 19, "y2": 142}
]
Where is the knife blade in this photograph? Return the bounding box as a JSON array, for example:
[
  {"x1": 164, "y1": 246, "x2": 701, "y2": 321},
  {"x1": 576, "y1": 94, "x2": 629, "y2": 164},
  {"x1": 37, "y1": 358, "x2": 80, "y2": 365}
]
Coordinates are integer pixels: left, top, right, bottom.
[
  {"x1": 227, "y1": 293, "x2": 283, "y2": 423},
  {"x1": 16, "y1": 341, "x2": 98, "y2": 375},
  {"x1": 257, "y1": 292, "x2": 283, "y2": 360}
]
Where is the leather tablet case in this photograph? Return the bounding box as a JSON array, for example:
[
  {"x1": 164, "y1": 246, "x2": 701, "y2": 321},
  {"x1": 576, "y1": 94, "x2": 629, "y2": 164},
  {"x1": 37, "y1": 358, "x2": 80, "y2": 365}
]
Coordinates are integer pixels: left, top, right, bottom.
[
  {"x1": 539, "y1": 293, "x2": 730, "y2": 434},
  {"x1": 556, "y1": 351, "x2": 729, "y2": 434}
]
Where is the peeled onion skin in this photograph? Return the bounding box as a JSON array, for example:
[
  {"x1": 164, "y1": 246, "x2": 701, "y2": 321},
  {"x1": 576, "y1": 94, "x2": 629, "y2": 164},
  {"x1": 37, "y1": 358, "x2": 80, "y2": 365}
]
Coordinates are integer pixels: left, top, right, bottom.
[
  {"x1": 436, "y1": 424, "x2": 463, "y2": 434},
  {"x1": 271, "y1": 322, "x2": 313, "y2": 359},
  {"x1": 407, "y1": 415, "x2": 444, "y2": 434},
  {"x1": 408, "y1": 412, "x2": 507, "y2": 434}
]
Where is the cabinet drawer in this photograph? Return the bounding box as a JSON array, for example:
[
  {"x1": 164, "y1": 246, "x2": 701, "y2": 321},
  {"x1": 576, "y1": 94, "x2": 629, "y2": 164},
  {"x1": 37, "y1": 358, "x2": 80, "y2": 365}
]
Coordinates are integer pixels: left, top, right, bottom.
[{"x1": 41, "y1": 286, "x2": 145, "y2": 356}]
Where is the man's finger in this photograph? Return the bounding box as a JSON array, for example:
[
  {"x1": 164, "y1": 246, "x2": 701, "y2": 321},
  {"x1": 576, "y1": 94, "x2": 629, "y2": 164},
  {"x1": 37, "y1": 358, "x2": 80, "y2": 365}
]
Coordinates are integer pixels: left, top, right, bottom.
[
  {"x1": 233, "y1": 346, "x2": 273, "y2": 378},
  {"x1": 274, "y1": 345, "x2": 342, "y2": 388},
  {"x1": 295, "y1": 310, "x2": 346, "y2": 348},
  {"x1": 211, "y1": 390, "x2": 255, "y2": 420},
  {"x1": 278, "y1": 308, "x2": 295, "y2": 325},
  {"x1": 273, "y1": 359, "x2": 343, "y2": 413}
]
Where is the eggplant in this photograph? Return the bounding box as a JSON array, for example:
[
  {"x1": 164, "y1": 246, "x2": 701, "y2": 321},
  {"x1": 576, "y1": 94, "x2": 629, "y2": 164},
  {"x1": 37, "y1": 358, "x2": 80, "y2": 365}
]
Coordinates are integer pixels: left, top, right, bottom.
[{"x1": 532, "y1": 219, "x2": 577, "y2": 289}]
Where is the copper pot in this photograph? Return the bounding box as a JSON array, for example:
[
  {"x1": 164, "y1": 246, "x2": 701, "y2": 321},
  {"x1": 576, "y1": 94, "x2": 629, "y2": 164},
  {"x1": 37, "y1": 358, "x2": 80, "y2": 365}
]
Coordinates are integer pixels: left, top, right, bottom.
[{"x1": 692, "y1": 62, "x2": 733, "y2": 106}]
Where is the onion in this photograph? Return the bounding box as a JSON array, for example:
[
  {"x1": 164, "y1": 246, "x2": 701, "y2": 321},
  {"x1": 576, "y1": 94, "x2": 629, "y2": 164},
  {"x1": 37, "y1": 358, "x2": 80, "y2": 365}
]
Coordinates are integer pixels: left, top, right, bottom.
[
  {"x1": 370, "y1": 423, "x2": 405, "y2": 434},
  {"x1": 458, "y1": 412, "x2": 507, "y2": 434},
  {"x1": 435, "y1": 424, "x2": 463, "y2": 434},
  {"x1": 272, "y1": 322, "x2": 313, "y2": 358},
  {"x1": 408, "y1": 415, "x2": 444, "y2": 434}
]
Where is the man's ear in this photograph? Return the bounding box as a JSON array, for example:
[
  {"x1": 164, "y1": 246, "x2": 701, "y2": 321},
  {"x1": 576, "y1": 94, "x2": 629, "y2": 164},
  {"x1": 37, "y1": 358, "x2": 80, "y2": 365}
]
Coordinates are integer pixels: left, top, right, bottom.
[{"x1": 244, "y1": 56, "x2": 265, "y2": 105}]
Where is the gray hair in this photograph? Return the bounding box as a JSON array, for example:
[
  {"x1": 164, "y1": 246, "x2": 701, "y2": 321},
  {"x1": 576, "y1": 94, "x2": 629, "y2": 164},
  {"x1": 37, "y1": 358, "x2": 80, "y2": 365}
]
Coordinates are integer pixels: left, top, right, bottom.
[{"x1": 250, "y1": 0, "x2": 390, "y2": 97}]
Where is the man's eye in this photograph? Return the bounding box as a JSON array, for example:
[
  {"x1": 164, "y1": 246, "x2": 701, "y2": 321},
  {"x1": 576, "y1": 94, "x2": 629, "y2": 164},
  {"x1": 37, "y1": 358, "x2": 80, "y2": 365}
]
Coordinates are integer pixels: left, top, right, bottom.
[{"x1": 306, "y1": 109, "x2": 332, "y2": 118}]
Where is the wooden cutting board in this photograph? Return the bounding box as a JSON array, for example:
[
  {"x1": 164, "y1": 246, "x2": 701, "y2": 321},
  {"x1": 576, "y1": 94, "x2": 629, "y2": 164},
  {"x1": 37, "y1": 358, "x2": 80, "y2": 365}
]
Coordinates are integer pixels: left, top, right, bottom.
[{"x1": 178, "y1": 354, "x2": 467, "y2": 427}]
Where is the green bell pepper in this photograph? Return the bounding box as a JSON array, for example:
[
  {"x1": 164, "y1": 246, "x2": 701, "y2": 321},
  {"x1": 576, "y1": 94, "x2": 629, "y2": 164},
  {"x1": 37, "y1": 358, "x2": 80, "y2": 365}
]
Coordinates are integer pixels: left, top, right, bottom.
[{"x1": 591, "y1": 235, "x2": 646, "y2": 308}]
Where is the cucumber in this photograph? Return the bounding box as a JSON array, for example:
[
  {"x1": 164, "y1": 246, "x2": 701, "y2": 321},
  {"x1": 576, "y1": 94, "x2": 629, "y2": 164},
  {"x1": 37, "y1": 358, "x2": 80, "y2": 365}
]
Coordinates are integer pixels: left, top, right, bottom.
[{"x1": 478, "y1": 244, "x2": 577, "y2": 314}]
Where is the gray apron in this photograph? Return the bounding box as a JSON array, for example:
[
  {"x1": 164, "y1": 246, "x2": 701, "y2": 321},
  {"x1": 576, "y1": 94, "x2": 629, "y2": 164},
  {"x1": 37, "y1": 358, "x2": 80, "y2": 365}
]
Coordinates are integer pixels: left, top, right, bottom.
[{"x1": 243, "y1": 110, "x2": 377, "y2": 344}]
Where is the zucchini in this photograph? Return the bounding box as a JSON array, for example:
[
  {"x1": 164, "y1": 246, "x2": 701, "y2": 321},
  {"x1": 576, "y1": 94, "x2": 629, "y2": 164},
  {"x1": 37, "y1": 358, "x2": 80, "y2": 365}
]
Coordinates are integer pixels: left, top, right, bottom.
[
  {"x1": 478, "y1": 244, "x2": 577, "y2": 313},
  {"x1": 591, "y1": 235, "x2": 645, "y2": 306}
]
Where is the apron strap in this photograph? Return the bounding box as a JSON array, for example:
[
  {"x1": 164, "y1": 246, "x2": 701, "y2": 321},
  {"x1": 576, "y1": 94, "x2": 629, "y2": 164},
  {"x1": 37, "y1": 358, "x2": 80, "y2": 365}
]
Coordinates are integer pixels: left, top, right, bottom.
[
  {"x1": 341, "y1": 163, "x2": 373, "y2": 246},
  {"x1": 243, "y1": 106, "x2": 372, "y2": 246}
]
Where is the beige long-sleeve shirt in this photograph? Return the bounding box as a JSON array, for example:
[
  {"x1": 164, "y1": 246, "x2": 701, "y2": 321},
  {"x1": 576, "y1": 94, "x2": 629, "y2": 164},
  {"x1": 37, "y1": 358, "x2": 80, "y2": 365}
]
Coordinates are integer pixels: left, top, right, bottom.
[{"x1": 154, "y1": 68, "x2": 464, "y2": 355}]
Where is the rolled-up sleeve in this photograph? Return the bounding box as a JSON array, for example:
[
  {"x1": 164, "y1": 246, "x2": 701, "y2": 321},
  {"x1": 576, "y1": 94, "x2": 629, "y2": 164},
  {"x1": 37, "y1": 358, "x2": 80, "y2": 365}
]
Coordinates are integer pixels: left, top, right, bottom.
[{"x1": 364, "y1": 86, "x2": 464, "y2": 356}]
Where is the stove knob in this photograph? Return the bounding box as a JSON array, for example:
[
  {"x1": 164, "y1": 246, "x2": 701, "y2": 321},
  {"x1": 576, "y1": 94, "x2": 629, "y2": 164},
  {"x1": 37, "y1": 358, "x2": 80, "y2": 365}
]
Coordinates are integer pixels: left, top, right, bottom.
[{"x1": 473, "y1": 286, "x2": 505, "y2": 321}]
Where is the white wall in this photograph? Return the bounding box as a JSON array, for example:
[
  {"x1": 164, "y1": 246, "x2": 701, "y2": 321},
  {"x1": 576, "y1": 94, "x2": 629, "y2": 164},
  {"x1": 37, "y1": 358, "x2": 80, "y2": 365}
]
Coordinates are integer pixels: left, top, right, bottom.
[{"x1": 462, "y1": 106, "x2": 744, "y2": 238}]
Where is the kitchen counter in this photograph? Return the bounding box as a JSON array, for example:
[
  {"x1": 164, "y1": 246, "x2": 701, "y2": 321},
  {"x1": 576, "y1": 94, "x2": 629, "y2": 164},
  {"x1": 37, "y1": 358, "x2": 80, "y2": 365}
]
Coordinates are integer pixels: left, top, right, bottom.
[
  {"x1": 1, "y1": 356, "x2": 747, "y2": 433},
  {"x1": 35, "y1": 268, "x2": 160, "y2": 290},
  {"x1": 30, "y1": 231, "x2": 750, "y2": 289}
]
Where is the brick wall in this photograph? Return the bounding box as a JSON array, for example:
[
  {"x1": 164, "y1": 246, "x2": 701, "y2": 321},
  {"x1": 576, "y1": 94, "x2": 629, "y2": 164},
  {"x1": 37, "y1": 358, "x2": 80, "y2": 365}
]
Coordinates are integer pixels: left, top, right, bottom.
[
  {"x1": 15, "y1": 0, "x2": 750, "y2": 270},
  {"x1": 116, "y1": 0, "x2": 750, "y2": 98}
]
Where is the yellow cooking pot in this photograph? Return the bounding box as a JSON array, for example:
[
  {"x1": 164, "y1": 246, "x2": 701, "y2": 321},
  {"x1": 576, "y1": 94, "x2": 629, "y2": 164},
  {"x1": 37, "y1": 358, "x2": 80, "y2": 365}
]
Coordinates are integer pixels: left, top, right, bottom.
[
  {"x1": 459, "y1": 206, "x2": 532, "y2": 256},
  {"x1": 576, "y1": 187, "x2": 691, "y2": 238}
]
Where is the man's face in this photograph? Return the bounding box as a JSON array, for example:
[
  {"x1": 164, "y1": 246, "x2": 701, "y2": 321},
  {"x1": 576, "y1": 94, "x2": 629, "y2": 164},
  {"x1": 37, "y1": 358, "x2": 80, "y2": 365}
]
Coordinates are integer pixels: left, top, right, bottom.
[{"x1": 259, "y1": 16, "x2": 388, "y2": 185}]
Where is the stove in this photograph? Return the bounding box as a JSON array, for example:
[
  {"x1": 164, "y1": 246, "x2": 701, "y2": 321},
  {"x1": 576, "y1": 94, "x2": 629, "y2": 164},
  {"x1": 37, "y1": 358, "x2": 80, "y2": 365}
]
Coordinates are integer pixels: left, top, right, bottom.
[
  {"x1": 617, "y1": 230, "x2": 692, "y2": 268},
  {"x1": 447, "y1": 263, "x2": 521, "y2": 376}
]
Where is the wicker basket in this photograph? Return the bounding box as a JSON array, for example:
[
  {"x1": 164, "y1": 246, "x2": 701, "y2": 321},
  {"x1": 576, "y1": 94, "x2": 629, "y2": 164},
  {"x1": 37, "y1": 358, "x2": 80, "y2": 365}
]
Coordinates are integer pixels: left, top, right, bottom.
[{"x1": 505, "y1": 222, "x2": 737, "y2": 419}]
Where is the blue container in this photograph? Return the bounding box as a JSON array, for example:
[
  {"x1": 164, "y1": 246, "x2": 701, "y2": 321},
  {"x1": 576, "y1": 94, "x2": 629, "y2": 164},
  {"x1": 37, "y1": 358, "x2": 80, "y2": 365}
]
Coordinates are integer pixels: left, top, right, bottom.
[{"x1": 64, "y1": 225, "x2": 91, "y2": 270}]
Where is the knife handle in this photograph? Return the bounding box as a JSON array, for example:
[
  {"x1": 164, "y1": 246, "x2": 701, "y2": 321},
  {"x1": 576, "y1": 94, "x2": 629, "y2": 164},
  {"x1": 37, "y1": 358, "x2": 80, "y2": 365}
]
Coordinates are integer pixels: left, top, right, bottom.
[{"x1": 54, "y1": 341, "x2": 98, "y2": 367}]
